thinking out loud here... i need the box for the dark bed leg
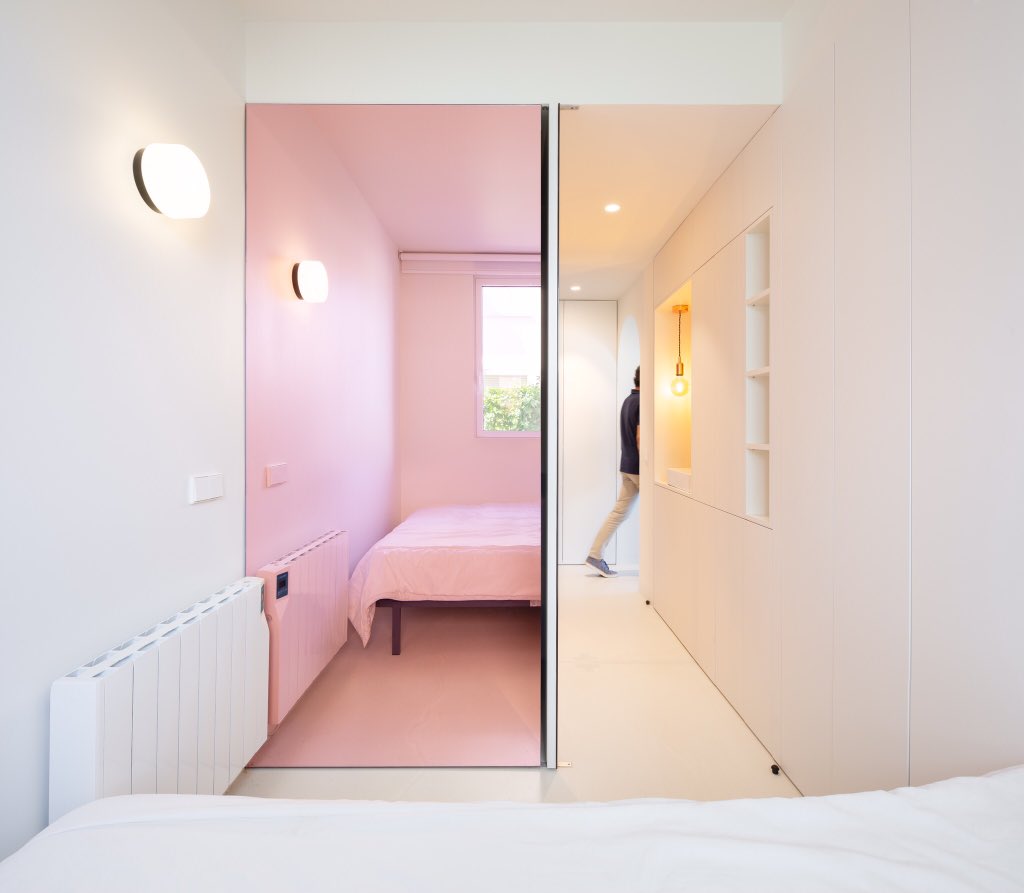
[391,604,401,656]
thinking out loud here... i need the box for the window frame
[475,276,543,438]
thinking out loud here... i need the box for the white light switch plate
[189,473,224,504]
[265,463,288,487]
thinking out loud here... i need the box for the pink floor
[249,606,541,768]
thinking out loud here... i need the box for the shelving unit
[744,214,771,522]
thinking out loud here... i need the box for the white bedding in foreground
[2,767,1023,892]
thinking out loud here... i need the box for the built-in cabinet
[650,207,780,769]
[648,114,785,783]
[653,484,780,758]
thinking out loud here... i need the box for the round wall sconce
[671,303,690,397]
[133,144,210,219]
[292,261,328,303]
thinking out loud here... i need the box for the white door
[559,300,619,564]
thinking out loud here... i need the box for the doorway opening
[554,104,793,800]
[243,104,547,769]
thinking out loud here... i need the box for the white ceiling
[273,104,776,301]
[558,105,776,300]
[311,104,541,254]
[239,6,786,301]
[235,0,795,23]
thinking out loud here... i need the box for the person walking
[585,366,640,578]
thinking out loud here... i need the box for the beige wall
[398,273,541,517]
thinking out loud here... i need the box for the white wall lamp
[671,303,690,397]
[133,144,210,219]
[292,261,328,303]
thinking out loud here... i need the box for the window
[478,280,542,435]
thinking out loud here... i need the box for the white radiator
[258,531,348,732]
[49,577,269,823]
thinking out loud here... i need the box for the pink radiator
[257,531,349,733]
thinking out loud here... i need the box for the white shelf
[745,215,771,521]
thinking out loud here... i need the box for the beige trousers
[588,472,640,560]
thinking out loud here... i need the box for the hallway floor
[230,565,799,802]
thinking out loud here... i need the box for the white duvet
[2,767,1023,892]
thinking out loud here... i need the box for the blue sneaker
[585,556,618,577]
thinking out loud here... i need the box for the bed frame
[377,599,533,655]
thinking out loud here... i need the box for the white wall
[246,22,782,105]
[558,301,620,564]
[0,0,245,860]
[908,0,1024,784]
[615,286,643,567]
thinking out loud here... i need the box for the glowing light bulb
[671,376,689,397]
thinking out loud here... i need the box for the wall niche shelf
[653,282,693,492]
[744,214,771,522]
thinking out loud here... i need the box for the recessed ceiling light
[604,203,621,214]
[570,285,582,292]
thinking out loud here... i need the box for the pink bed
[348,503,541,649]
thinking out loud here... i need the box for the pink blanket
[348,503,541,644]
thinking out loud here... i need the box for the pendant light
[671,304,690,397]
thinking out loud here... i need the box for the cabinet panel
[712,511,745,702]
[776,42,836,796]
[740,521,780,757]
[832,0,910,792]
[652,486,696,654]
[691,503,719,677]
[689,241,746,518]
[688,264,713,507]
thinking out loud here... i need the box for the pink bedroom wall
[398,273,540,517]
[245,105,400,574]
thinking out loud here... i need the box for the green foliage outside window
[483,381,541,432]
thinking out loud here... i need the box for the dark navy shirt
[619,389,640,474]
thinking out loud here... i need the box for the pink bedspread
[348,503,541,644]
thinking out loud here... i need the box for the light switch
[189,473,224,504]
[265,463,288,487]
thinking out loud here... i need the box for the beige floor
[229,565,799,802]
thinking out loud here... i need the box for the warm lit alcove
[654,281,692,493]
